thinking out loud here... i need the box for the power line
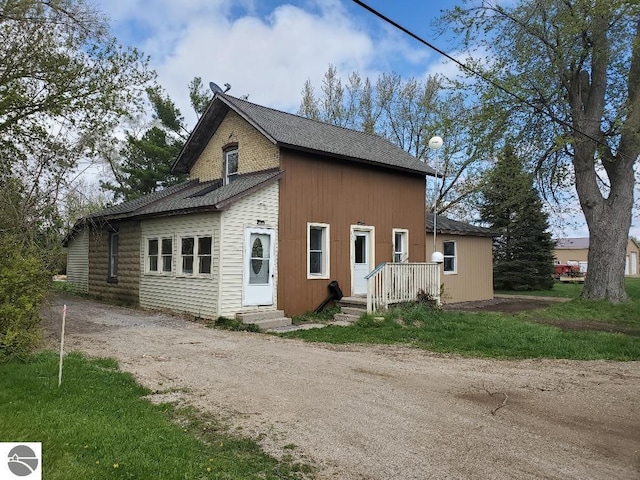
[352,0,608,151]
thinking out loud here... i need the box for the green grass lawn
[0,352,311,480]
[283,278,640,361]
[495,280,585,298]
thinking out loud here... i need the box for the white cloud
[96,0,434,126]
[156,2,375,124]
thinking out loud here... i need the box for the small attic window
[224,147,238,185]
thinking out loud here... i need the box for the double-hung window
[108,232,119,281]
[308,223,330,279]
[224,147,238,184]
[198,236,212,274]
[180,235,213,275]
[393,229,409,263]
[146,237,173,273]
[443,240,456,274]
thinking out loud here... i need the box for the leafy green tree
[443,0,640,302]
[299,65,489,219]
[0,0,154,358]
[0,0,154,244]
[480,145,555,291]
[101,79,211,201]
[101,124,185,201]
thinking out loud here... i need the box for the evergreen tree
[102,126,185,200]
[480,144,555,291]
[101,79,210,201]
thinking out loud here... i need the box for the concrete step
[236,310,286,324]
[341,306,367,317]
[251,317,292,330]
[332,313,360,324]
[338,296,367,308]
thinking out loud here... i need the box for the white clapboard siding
[218,182,279,317]
[140,213,220,319]
[66,228,89,292]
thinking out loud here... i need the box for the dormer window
[224,147,238,184]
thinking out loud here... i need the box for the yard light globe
[431,251,444,263]
[428,136,443,150]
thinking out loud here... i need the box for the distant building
[554,237,640,276]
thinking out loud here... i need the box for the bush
[0,237,51,360]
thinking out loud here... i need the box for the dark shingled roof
[85,169,282,222]
[172,94,436,177]
[555,237,590,249]
[426,213,495,237]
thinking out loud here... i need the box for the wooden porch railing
[365,262,441,313]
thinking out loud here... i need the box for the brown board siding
[88,220,140,305]
[278,149,426,316]
[437,234,493,303]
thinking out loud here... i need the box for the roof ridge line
[224,94,396,140]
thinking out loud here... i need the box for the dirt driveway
[42,295,640,479]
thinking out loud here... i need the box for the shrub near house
[0,237,50,359]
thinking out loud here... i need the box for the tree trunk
[570,9,639,303]
[581,204,632,303]
[572,131,636,303]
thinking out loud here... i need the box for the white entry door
[632,252,638,275]
[352,228,373,295]
[243,228,275,306]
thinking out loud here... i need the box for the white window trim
[144,236,174,275]
[392,228,409,263]
[178,234,214,277]
[224,148,238,185]
[443,240,457,275]
[307,222,330,279]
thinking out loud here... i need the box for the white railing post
[435,261,441,306]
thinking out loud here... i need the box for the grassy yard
[0,352,311,480]
[495,280,585,298]
[282,278,640,361]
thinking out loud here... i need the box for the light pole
[428,136,444,264]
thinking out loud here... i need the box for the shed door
[243,228,275,306]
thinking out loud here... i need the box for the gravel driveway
[42,295,640,479]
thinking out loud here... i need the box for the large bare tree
[444,0,640,302]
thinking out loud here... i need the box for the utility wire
[352,0,608,151]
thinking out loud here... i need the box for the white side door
[632,252,638,275]
[351,227,374,295]
[243,228,275,306]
